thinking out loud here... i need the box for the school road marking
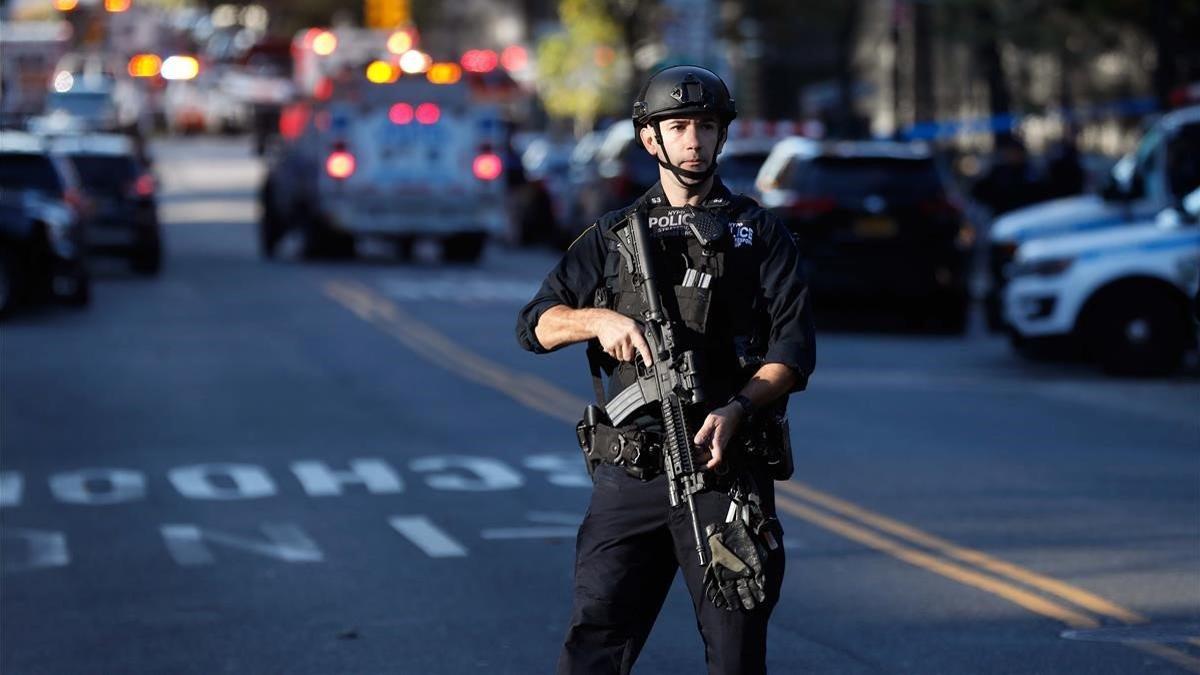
[324,278,1200,673]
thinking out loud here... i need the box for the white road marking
[376,274,539,304]
[48,469,145,505]
[160,523,323,566]
[523,454,592,488]
[1,528,70,572]
[388,515,468,557]
[291,458,405,497]
[0,472,23,508]
[409,455,524,491]
[168,464,278,500]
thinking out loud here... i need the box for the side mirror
[1181,187,1200,224]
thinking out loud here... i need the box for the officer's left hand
[693,404,743,470]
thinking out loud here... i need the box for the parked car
[717,137,777,197]
[260,73,508,263]
[513,134,574,246]
[985,105,1200,330]
[50,133,162,275]
[1004,187,1200,375]
[0,132,90,316]
[756,137,973,332]
[556,127,608,244]
[572,122,658,237]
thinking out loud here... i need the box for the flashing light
[326,150,356,179]
[312,30,338,56]
[461,49,498,73]
[473,152,503,181]
[279,104,310,139]
[388,103,414,125]
[128,54,161,78]
[366,60,398,84]
[161,56,200,81]
[500,45,528,72]
[53,0,78,10]
[398,50,432,74]
[415,102,440,125]
[386,30,414,55]
[426,62,462,85]
[52,71,74,93]
[104,0,131,12]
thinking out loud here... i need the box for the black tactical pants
[556,463,785,675]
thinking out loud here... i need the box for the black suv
[756,138,973,332]
[51,133,162,274]
[0,132,91,317]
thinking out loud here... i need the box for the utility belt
[576,403,794,482]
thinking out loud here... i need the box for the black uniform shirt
[515,179,816,392]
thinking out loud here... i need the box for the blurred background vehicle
[757,137,972,332]
[1004,187,1200,375]
[0,131,90,316]
[984,105,1200,331]
[49,133,162,275]
[220,37,295,155]
[511,132,573,246]
[260,47,508,264]
[570,121,658,239]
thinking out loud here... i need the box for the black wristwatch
[728,394,755,417]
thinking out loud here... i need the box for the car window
[790,156,944,200]
[1166,122,1200,199]
[69,155,138,194]
[720,152,770,185]
[45,91,110,117]
[1133,127,1163,178]
[0,153,63,193]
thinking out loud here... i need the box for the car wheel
[442,232,485,264]
[130,240,162,276]
[1084,289,1187,376]
[302,221,356,260]
[0,250,18,319]
[58,268,91,308]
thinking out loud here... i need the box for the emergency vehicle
[1003,187,1200,375]
[986,105,1200,330]
[260,28,509,263]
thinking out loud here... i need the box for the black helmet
[632,65,736,128]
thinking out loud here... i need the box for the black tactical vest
[592,195,769,413]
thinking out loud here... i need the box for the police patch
[730,221,754,248]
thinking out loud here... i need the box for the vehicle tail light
[415,102,440,125]
[130,173,156,198]
[788,196,836,218]
[326,146,356,179]
[473,151,503,181]
[389,102,414,125]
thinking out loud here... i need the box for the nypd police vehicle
[986,105,1200,329]
[1003,187,1200,375]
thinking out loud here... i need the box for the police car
[261,70,507,262]
[1003,187,1200,375]
[986,105,1200,329]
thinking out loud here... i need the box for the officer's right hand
[591,310,653,365]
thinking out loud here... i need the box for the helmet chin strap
[651,121,725,187]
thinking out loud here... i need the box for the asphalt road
[2,136,1198,675]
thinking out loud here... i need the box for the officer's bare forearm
[533,305,609,351]
[736,363,797,409]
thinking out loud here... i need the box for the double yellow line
[324,279,1200,672]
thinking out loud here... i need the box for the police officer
[516,65,815,675]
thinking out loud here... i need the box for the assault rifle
[615,209,712,567]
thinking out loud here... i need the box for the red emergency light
[461,49,498,73]
[415,103,441,125]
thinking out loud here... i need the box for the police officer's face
[642,115,722,175]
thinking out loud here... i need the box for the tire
[442,232,485,264]
[1082,288,1188,376]
[0,250,17,319]
[59,268,91,308]
[302,221,356,260]
[130,240,162,276]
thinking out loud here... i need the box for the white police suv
[986,105,1200,329]
[1004,187,1200,375]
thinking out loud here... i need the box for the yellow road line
[324,278,1200,671]
[776,481,1148,624]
